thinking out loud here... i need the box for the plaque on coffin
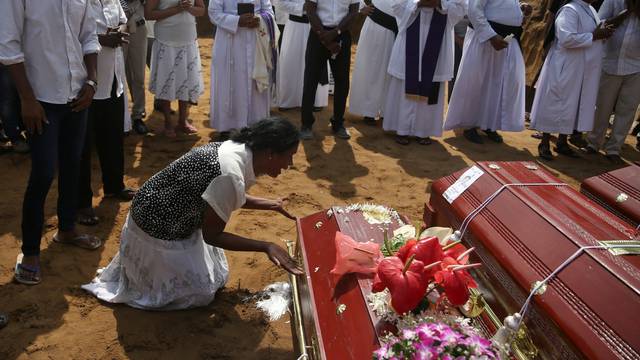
[424,161,640,360]
[289,207,404,360]
[581,164,640,227]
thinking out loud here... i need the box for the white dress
[348,0,397,118]
[82,141,256,310]
[530,1,603,134]
[444,0,525,132]
[274,0,329,108]
[209,0,274,132]
[148,0,204,103]
[382,0,465,138]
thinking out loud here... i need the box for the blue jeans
[21,102,87,256]
[0,65,22,140]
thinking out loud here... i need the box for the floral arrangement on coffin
[372,224,481,314]
[373,317,499,360]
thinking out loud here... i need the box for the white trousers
[587,71,640,155]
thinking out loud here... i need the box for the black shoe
[538,143,553,160]
[483,129,503,143]
[605,154,624,164]
[632,122,640,136]
[0,129,9,143]
[636,140,640,152]
[463,128,483,144]
[580,146,598,155]
[313,107,323,112]
[554,143,580,158]
[132,119,149,135]
[333,126,351,139]
[363,117,377,126]
[569,133,587,148]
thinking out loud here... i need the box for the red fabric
[374,257,427,314]
[330,231,382,278]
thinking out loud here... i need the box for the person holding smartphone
[145,0,206,137]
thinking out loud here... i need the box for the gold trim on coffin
[460,288,539,360]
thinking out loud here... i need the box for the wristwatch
[86,79,98,92]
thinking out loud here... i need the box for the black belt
[469,21,522,43]
[369,6,398,36]
[289,14,309,23]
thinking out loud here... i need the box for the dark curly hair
[229,117,300,153]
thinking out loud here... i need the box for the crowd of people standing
[0,0,639,311]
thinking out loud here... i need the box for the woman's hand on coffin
[268,198,296,220]
[489,35,509,50]
[238,14,260,28]
[266,243,304,275]
[360,5,374,16]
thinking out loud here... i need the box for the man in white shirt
[299,0,360,140]
[444,0,532,144]
[77,0,138,226]
[585,0,640,163]
[123,0,150,135]
[0,0,103,285]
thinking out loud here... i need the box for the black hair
[229,116,300,153]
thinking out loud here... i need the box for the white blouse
[154,0,198,46]
[202,141,257,223]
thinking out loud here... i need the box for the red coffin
[290,208,403,359]
[581,164,640,227]
[426,161,640,360]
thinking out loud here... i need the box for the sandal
[53,233,103,250]
[14,254,41,285]
[538,143,553,161]
[176,123,198,134]
[105,187,137,201]
[417,137,433,145]
[77,208,99,226]
[395,135,410,145]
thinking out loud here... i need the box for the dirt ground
[1,34,639,360]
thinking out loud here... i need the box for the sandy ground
[1,35,640,360]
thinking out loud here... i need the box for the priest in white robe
[382,0,465,144]
[275,0,329,109]
[348,0,399,125]
[444,0,531,144]
[531,0,612,159]
[209,0,275,134]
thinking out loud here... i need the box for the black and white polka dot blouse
[131,142,223,241]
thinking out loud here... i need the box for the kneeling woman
[83,117,302,310]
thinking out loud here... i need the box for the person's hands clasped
[489,35,509,51]
[266,243,304,275]
[21,99,48,135]
[70,83,96,112]
[180,0,193,10]
[360,4,374,16]
[593,22,615,41]
[238,13,260,28]
[319,28,339,44]
[100,31,129,48]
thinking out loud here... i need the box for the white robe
[209,0,274,132]
[382,0,465,137]
[274,0,329,108]
[348,0,397,118]
[444,0,525,132]
[530,1,603,134]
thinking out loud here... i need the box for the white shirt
[0,0,101,104]
[202,141,257,223]
[468,0,523,42]
[310,0,359,27]
[275,0,305,17]
[599,0,640,75]
[274,3,289,24]
[94,0,128,100]
[154,0,198,46]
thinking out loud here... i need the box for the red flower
[396,236,445,279]
[374,256,427,314]
[433,256,479,306]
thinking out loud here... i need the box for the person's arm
[468,0,505,50]
[70,53,98,112]
[7,64,47,134]
[319,2,359,44]
[185,0,207,17]
[305,1,326,34]
[208,0,258,33]
[243,195,295,219]
[556,7,613,48]
[145,0,183,20]
[202,206,303,274]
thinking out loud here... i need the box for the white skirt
[82,214,229,310]
[383,76,446,138]
[276,20,329,108]
[149,39,204,103]
[444,28,525,132]
[348,18,395,118]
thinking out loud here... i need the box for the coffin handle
[286,240,310,359]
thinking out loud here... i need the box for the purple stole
[259,10,278,85]
[405,9,447,104]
